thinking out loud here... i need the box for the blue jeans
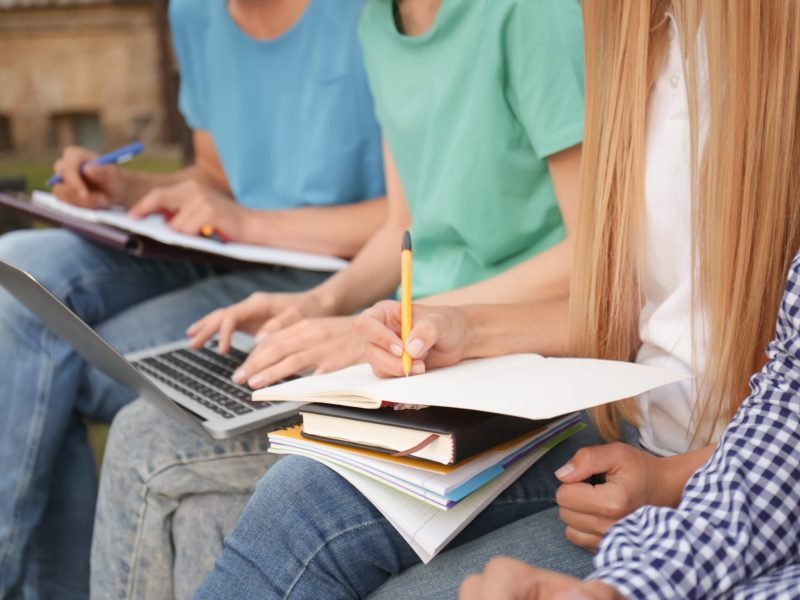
[194,415,607,600]
[91,399,277,600]
[0,229,328,600]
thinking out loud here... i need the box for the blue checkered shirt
[591,253,800,599]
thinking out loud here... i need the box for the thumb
[554,444,622,483]
[405,314,445,359]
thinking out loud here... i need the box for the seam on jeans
[0,327,55,590]
[285,518,388,600]
[138,450,276,487]
[126,451,274,599]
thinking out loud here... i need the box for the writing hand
[51,146,130,208]
[354,301,468,378]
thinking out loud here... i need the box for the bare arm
[305,140,410,313]
[238,197,387,258]
[425,144,581,306]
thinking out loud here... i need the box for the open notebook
[24,191,347,271]
[253,354,689,421]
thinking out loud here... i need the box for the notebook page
[323,445,551,563]
[30,190,105,222]
[255,354,690,421]
[31,191,348,272]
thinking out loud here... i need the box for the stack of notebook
[268,406,583,561]
[256,354,688,562]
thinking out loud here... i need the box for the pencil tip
[402,230,412,252]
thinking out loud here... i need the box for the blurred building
[0,0,182,153]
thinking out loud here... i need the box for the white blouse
[635,17,717,456]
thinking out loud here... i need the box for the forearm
[592,400,800,599]
[655,444,716,507]
[240,197,387,258]
[456,299,571,359]
[426,238,573,306]
[309,218,406,316]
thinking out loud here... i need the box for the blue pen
[46,141,144,187]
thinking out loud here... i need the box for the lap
[172,493,252,600]
[369,507,594,600]
[101,398,278,496]
[0,229,213,320]
[369,417,638,599]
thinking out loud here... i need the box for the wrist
[228,204,254,242]
[240,209,273,245]
[455,306,478,359]
[307,286,341,317]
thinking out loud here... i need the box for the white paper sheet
[323,445,552,563]
[253,354,691,421]
[31,191,348,272]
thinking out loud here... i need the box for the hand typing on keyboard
[228,316,365,389]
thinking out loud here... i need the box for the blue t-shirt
[169,0,384,210]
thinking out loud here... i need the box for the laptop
[0,258,301,439]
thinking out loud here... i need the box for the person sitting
[0,0,384,597]
[191,0,800,598]
[461,250,800,599]
[91,0,586,597]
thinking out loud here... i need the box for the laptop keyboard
[133,343,269,420]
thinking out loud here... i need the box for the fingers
[240,349,319,389]
[563,525,602,553]
[366,344,425,378]
[51,147,124,208]
[355,302,414,377]
[217,311,241,353]
[355,302,448,378]
[236,318,364,387]
[129,185,179,219]
[187,309,226,349]
[554,443,630,483]
[354,302,404,355]
[51,147,95,205]
[459,557,584,600]
[557,506,616,541]
[556,480,634,520]
[259,305,304,336]
[81,164,119,205]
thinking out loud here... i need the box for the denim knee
[254,455,338,504]
[101,400,165,479]
[0,229,95,294]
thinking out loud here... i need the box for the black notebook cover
[300,404,553,465]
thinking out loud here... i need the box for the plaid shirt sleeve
[589,253,800,600]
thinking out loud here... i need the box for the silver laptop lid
[0,258,207,436]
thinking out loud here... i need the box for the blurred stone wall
[0,2,163,153]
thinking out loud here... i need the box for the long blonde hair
[571,0,800,442]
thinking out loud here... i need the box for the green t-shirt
[358,0,584,298]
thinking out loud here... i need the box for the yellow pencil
[400,230,413,376]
